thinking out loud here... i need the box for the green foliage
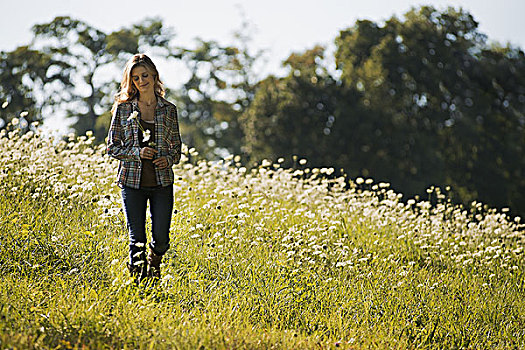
[1,15,260,158]
[241,46,347,167]
[334,6,525,213]
[172,19,263,159]
[1,124,524,348]
[243,6,525,215]
[0,46,71,128]
[31,16,176,139]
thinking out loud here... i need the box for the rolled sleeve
[167,105,182,167]
[106,106,141,162]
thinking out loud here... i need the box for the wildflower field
[0,126,524,349]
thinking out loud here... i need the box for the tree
[460,45,525,211]
[172,19,264,159]
[0,46,71,129]
[241,46,352,167]
[31,16,175,139]
[334,6,525,213]
[242,6,525,215]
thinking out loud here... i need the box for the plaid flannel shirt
[106,96,182,189]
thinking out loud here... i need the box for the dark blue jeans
[121,185,173,265]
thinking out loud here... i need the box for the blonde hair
[111,54,165,114]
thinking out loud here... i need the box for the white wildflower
[261,159,272,167]
[143,129,151,142]
[127,111,139,121]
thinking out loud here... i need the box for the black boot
[147,247,162,279]
[128,248,147,283]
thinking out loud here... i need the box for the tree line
[1,6,524,216]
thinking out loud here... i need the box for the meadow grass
[0,127,524,349]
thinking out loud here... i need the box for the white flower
[143,129,151,142]
[261,159,272,167]
[162,274,173,281]
[1,101,8,108]
[11,117,19,126]
[127,111,139,121]
[299,159,307,165]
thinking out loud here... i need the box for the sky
[2,0,524,72]
[1,0,524,131]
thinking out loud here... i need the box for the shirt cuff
[133,146,141,161]
[166,155,174,167]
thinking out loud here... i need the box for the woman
[107,54,181,282]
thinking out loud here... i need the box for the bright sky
[2,0,524,70]
[1,0,524,131]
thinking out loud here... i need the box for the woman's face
[131,66,155,94]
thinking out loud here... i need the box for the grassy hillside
[0,127,524,349]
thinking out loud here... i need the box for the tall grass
[0,125,524,349]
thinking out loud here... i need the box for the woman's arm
[106,106,141,161]
[166,105,182,167]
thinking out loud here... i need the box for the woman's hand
[140,147,158,159]
[153,156,169,169]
